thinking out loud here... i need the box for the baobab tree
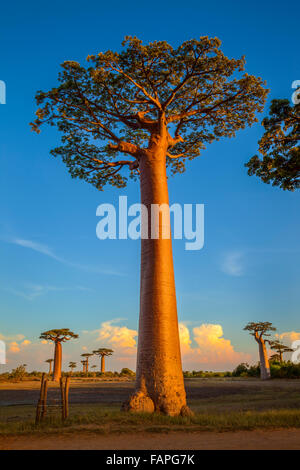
[81,353,93,374]
[45,358,54,375]
[269,339,293,363]
[93,348,114,373]
[244,322,276,380]
[81,359,87,373]
[91,365,97,377]
[40,329,78,381]
[246,99,300,190]
[69,361,77,375]
[32,37,267,415]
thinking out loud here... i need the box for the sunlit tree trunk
[126,141,188,416]
[53,341,62,382]
[101,355,105,373]
[48,362,52,375]
[258,338,271,380]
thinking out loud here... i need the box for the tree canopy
[31,36,267,190]
[93,348,114,357]
[40,328,79,342]
[246,99,300,190]
[244,322,276,341]
[269,339,293,355]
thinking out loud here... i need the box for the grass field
[1,378,300,436]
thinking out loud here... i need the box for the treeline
[232,361,300,379]
[183,361,300,379]
[0,366,135,382]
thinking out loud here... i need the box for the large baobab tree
[45,358,54,375]
[81,353,93,374]
[244,322,276,380]
[269,339,293,363]
[40,329,78,381]
[246,99,300,190]
[93,348,114,373]
[32,37,267,415]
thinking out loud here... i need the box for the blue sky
[0,0,299,371]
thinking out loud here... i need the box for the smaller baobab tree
[269,340,293,363]
[81,353,93,374]
[40,329,79,382]
[244,322,276,380]
[81,360,87,373]
[91,365,97,377]
[69,361,77,375]
[45,358,54,375]
[93,348,114,373]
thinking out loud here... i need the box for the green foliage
[9,365,27,381]
[244,322,276,342]
[269,340,293,360]
[39,328,79,342]
[120,368,135,376]
[31,36,267,190]
[183,370,232,378]
[93,348,114,357]
[232,361,300,379]
[246,99,300,190]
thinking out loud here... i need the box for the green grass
[1,403,300,436]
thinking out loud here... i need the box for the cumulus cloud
[179,322,251,370]
[94,320,138,361]
[275,331,300,344]
[9,342,21,353]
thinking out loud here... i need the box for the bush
[120,368,135,376]
[9,365,27,381]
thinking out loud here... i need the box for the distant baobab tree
[40,329,79,381]
[69,361,77,375]
[93,348,114,373]
[244,322,276,380]
[81,353,93,374]
[32,37,267,415]
[269,339,293,363]
[81,360,87,373]
[91,365,97,377]
[45,358,54,375]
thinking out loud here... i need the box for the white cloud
[221,251,244,276]
[179,322,251,370]
[275,331,300,344]
[6,237,123,276]
[2,283,94,301]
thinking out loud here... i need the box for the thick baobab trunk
[125,146,188,416]
[101,355,105,373]
[53,341,62,382]
[258,339,271,380]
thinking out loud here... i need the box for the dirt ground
[2,378,300,450]
[1,428,300,450]
[1,377,298,406]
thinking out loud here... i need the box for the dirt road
[1,429,300,450]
